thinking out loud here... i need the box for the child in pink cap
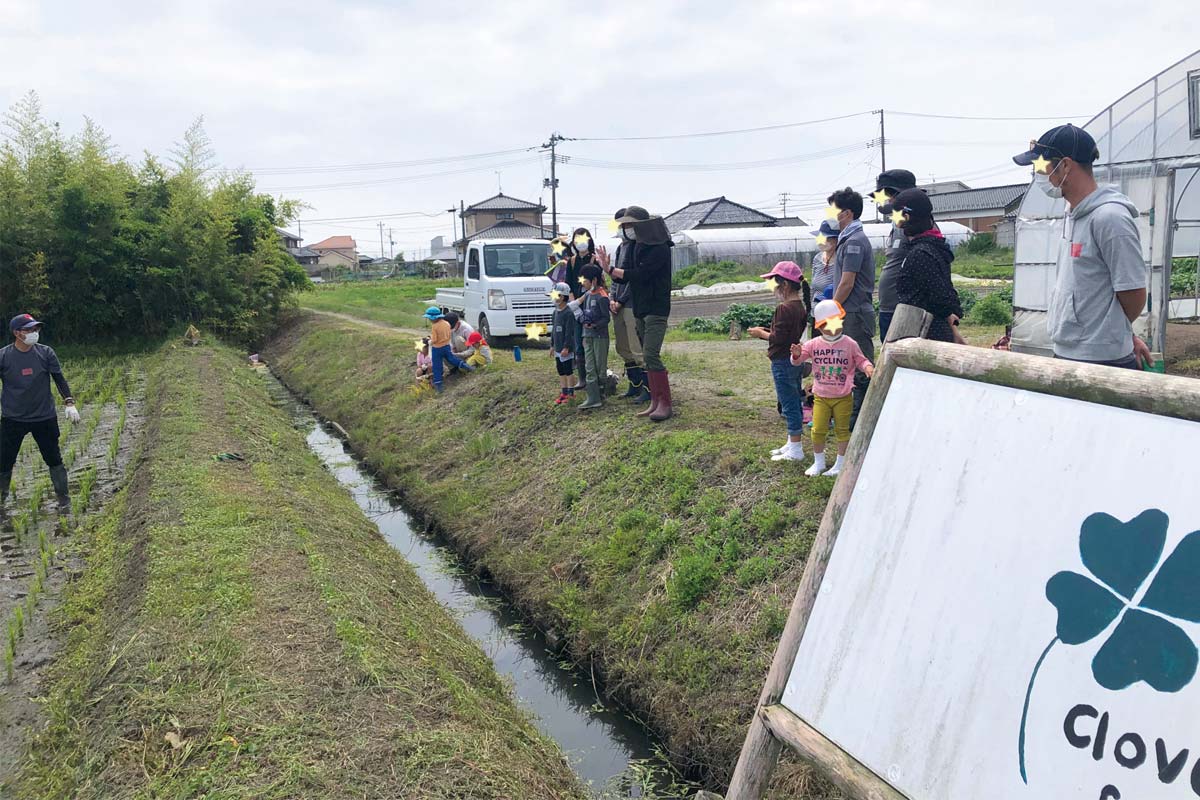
[746,261,811,462]
[790,299,873,476]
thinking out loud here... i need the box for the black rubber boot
[622,366,643,398]
[50,464,71,513]
[0,470,10,521]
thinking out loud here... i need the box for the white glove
[65,404,81,423]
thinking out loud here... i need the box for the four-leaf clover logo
[1018,509,1200,784]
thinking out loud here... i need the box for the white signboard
[782,367,1200,800]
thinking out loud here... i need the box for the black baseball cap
[875,169,917,193]
[891,188,933,220]
[1013,124,1099,166]
[10,314,41,331]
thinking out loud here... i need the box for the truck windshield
[483,244,552,278]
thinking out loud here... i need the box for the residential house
[277,227,321,274]
[926,183,1028,234]
[919,180,972,196]
[455,193,554,264]
[308,235,359,273]
[664,196,785,234]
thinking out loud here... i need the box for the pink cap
[760,261,803,284]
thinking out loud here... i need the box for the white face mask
[820,331,842,343]
[21,331,39,346]
[1036,164,1066,199]
[828,216,841,232]
[624,227,637,242]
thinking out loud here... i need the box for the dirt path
[303,307,424,337]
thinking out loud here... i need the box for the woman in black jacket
[566,227,595,389]
[889,188,964,343]
[597,206,674,421]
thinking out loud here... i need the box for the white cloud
[1,0,1197,255]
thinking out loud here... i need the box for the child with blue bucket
[424,307,473,392]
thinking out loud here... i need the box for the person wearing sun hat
[789,300,874,477]
[596,205,675,421]
[809,220,840,305]
[424,306,472,392]
[607,208,649,404]
[746,262,811,462]
[1013,124,1151,369]
[0,314,81,515]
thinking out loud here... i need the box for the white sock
[831,455,844,469]
[805,452,826,475]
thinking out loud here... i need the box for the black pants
[0,417,63,473]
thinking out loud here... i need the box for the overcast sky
[2,0,1196,258]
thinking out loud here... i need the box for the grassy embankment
[267,310,855,798]
[10,339,583,800]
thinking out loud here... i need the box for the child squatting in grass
[790,299,874,476]
[424,306,473,393]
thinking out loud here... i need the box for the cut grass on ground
[12,339,584,800]
[267,310,849,799]
[299,277,442,331]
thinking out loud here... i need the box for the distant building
[664,196,788,234]
[277,227,320,273]
[919,180,973,196]
[927,184,1028,234]
[308,235,359,273]
[455,193,554,264]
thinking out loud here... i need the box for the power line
[568,111,874,142]
[888,110,1090,121]
[261,156,541,192]
[561,142,872,173]
[246,146,537,175]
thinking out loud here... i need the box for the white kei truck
[433,238,557,339]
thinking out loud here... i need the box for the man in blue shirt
[0,314,81,516]
[828,187,875,428]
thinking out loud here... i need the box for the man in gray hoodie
[1013,125,1151,369]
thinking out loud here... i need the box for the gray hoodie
[1048,185,1146,362]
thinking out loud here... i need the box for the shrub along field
[266,310,852,798]
[5,340,584,800]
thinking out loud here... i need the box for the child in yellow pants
[458,331,492,369]
[791,300,873,476]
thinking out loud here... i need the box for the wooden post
[882,303,932,344]
[725,349,900,800]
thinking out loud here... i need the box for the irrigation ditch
[261,369,699,798]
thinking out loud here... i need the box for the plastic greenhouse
[1012,50,1200,358]
[670,222,972,271]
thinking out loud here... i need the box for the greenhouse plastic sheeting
[670,222,972,271]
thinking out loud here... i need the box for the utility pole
[378,221,386,262]
[873,108,887,172]
[388,227,394,260]
[542,132,568,236]
[779,192,790,219]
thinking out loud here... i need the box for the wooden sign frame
[725,339,1200,800]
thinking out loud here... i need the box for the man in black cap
[597,205,674,421]
[1013,124,1151,369]
[0,314,80,515]
[871,169,918,341]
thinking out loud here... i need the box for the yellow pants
[812,394,853,447]
[466,353,489,368]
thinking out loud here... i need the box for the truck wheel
[477,314,492,341]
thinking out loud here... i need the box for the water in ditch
[263,372,694,798]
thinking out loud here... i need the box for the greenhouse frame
[1012,49,1200,358]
